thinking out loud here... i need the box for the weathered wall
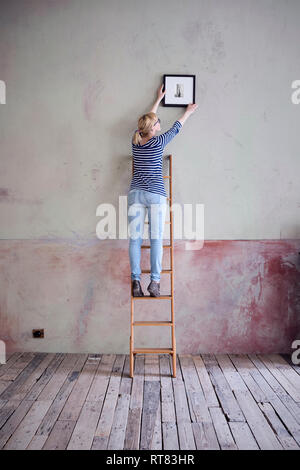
[0,0,299,354]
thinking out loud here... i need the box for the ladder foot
[130,354,134,378]
[172,352,176,378]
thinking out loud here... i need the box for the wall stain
[76,279,95,341]
[83,78,105,121]
[181,20,226,73]
[0,187,43,205]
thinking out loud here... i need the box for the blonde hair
[132,112,157,146]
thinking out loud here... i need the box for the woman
[128,84,198,297]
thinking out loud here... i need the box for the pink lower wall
[0,239,299,355]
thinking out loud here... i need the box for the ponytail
[132,129,143,146]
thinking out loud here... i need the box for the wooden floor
[0,352,300,450]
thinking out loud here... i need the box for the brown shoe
[147,280,160,297]
[132,280,144,297]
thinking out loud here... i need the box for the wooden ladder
[129,154,176,378]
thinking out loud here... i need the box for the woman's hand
[186,103,198,114]
[157,84,166,101]
[178,103,198,126]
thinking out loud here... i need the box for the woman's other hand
[157,84,166,101]
[178,103,198,126]
[186,103,198,114]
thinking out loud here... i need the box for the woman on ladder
[128,83,198,297]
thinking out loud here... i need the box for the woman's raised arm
[177,103,198,126]
[150,84,166,113]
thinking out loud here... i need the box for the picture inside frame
[163,75,195,106]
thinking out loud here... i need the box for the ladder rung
[163,176,171,179]
[141,269,172,273]
[133,348,174,354]
[133,321,173,326]
[141,244,172,249]
[132,295,172,299]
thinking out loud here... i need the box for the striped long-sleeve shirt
[129,120,182,197]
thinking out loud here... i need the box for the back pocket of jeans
[147,192,161,204]
[128,190,137,206]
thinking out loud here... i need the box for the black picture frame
[162,74,196,107]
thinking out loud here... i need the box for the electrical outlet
[32,329,44,338]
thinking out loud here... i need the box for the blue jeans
[127,189,167,282]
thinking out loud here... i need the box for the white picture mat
[165,76,194,104]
